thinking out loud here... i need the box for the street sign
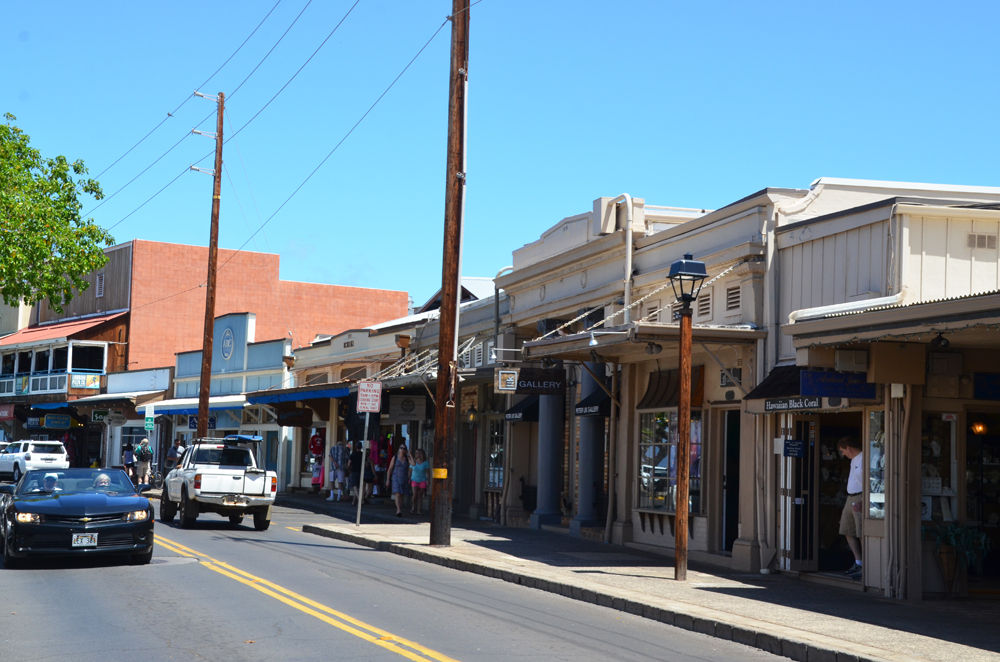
[144,403,155,430]
[357,381,382,413]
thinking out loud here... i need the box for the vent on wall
[968,233,998,250]
[697,290,712,318]
[726,285,740,311]
[95,273,105,298]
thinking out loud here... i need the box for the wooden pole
[430,0,469,546]
[197,92,224,439]
[675,305,692,580]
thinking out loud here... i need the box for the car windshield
[28,443,64,454]
[16,468,137,496]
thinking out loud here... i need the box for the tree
[0,113,113,313]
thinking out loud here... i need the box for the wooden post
[197,92,224,439]
[430,0,469,546]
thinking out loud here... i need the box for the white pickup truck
[159,435,277,531]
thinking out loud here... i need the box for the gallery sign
[0,404,14,421]
[515,367,565,395]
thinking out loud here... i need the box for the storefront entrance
[781,410,863,574]
[965,411,1000,579]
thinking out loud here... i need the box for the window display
[638,410,702,513]
[920,413,957,522]
[868,410,885,519]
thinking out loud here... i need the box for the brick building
[0,239,409,455]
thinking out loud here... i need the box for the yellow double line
[155,533,459,662]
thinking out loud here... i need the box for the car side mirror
[0,485,13,495]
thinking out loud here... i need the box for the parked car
[0,441,70,482]
[0,468,154,568]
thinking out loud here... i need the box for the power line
[94,0,345,227]
[221,13,450,268]
[93,0,281,181]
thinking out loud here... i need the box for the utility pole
[430,0,469,546]
[197,92,224,438]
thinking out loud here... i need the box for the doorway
[783,410,863,573]
[966,411,1000,579]
[721,409,740,553]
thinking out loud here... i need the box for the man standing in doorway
[837,436,864,579]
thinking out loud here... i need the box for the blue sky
[5,1,999,308]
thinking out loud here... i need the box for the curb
[301,524,907,662]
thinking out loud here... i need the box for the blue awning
[31,402,70,410]
[246,386,349,405]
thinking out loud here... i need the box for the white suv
[0,441,70,482]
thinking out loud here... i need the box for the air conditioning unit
[835,350,868,373]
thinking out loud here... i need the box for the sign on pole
[357,381,382,413]
[355,381,381,526]
[144,404,155,431]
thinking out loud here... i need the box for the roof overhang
[246,383,350,405]
[146,395,247,415]
[69,390,165,408]
[0,312,126,350]
[785,292,1000,349]
[523,322,764,363]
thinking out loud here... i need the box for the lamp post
[667,253,707,581]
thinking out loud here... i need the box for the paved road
[1,503,786,662]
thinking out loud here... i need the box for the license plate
[223,496,247,506]
[72,533,98,547]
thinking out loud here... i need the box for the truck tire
[11,465,21,483]
[159,488,177,523]
[252,509,270,531]
[180,490,197,528]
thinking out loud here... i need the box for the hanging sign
[515,367,565,394]
[495,368,519,392]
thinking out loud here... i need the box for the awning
[0,312,126,348]
[246,384,349,405]
[31,402,70,410]
[743,365,803,401]
[574,389,610,417]
[505,395,539,422]
[70,390,165,406]
[144,395,247,416]
[637,365,704,410]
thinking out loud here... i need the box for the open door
[779,414,819,572]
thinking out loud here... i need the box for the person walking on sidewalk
[386,444,411,516]
[135,438,153,485]
[409,448,429,515]
[837,436,864,579]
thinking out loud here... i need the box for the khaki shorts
[839,493,863,537]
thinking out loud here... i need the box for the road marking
[154,534,458,662]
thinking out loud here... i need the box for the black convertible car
[0,468,154,568]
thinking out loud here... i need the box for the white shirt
[847,452,864,494]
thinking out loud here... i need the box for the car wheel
[11,465,20,483]
[131,547,153,565]
[228,514,244,526]
[179,491,196,528]
[159,488,177,523]
[252,509,270,531]
[3,537,20,569]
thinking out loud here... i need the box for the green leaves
[0,113,113,313]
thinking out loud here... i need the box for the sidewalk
[274,490,1000,662]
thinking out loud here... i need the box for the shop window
[868,410,885,519]
[638,410,702,514]
[920,413,957,523]
[486,418,504,489]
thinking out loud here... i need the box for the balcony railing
[0,370,97,397]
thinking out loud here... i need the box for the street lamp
[667,253,706,581]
